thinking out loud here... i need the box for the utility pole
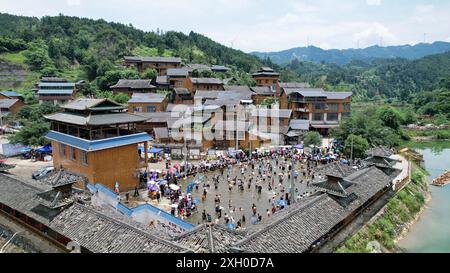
[350,133,354,166]
[290,156,296,204]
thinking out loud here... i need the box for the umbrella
[174,163,181,169]
[157,180,167,186]
[148,180,156,185]
[148,185,158,191]
[171,203,178,208]
[277,199,287,207]
[169,184,180,191]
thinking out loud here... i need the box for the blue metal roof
[38,82,75,87]
[132,203,194,230]
[0,91,22,97]
[37,89,74,95]
[45,130,152,152]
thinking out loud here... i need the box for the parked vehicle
[31,166,55,179]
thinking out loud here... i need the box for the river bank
[397,145,450,252]
[336,164,430,253]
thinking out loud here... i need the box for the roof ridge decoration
[234,195,325,248]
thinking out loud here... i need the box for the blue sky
[1,0,449,52]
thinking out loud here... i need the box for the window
[59,143,66,157]
[327,113,339,121]
[80,151,88,166]
[133,106,142,112]
[237,131,245,140]
[314,103,326,110]
[146,106,157,112]
[70,147,76,161]
[327,103,338,111]
[313,113,324,121]
[344,103,351,112]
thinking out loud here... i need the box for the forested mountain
[251,42,450,65]
[278,51,450,102]
[0,12,264,93]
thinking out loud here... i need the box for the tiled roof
[289,119,310,131]
[175,224,246,253]
[128,93,166,103]
[61,98,124,111]
[37,169,86,188]
[167,68,189,77]
[124,56,182,63]
[233,166,392,253]
[324,92,352,100]
[174,88,190,95]
[250,86,274,95]
[284,88,327,97]
[223,85,253,93]
[190,77,223,85]
[0,99,19,109]
[279,82,310,89]
[110,79,156,89]
[251,109,292,118]
[367,146,395,158]
[0,174,51,224]
[49,203,190,253]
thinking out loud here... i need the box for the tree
[112,92,130,104]
[141,68,157,80]
[344,134,369,159]
[24,40,56,73]
[303,131,322,149]
[378,106,403,131]
[8,122,50,146]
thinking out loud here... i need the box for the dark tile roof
[0,174,51,224]
[128,93,166,103]
[367,146,395,158]
[175,224,246,253]
[279,82,310,89]
[284,88,327,97]
[37,169,86,188]
[289,119,310,131]
[61,98,124,111]
[211,65,230,72]
[251,109,292,118]
[49,203,190,253]
[0,99,20,109]
[315,162,357,178]
[223,85,253,93]
[124,56,182,63]
[167,68,189,77]
[233,166,392,253]
[111,79,156,90]
[190,77,223,85]
[250,86,274,95]
[324,92,352,100]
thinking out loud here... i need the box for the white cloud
[66,0,81,6]
[353,22,398,47]
[366,0,382,6]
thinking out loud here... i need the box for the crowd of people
[137,145,346,230]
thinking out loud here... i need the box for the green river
[398,142,450,253]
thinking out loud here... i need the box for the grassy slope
[335,164,429,253]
